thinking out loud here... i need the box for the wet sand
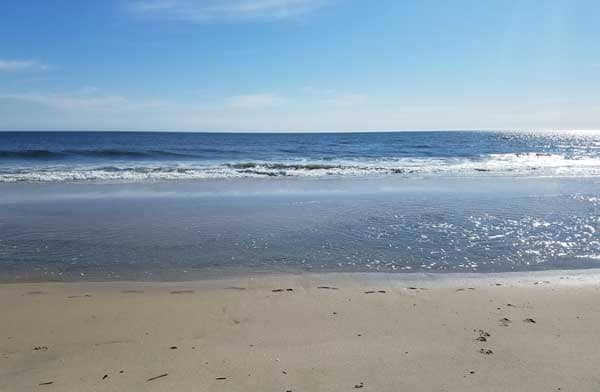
[2,271,600,391]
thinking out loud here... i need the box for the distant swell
[0,150,66,159]
[0,149,200,160]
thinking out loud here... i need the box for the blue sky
[0,0,599,131]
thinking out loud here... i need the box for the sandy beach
[2,271,600,392]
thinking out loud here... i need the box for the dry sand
[2,271,600,391]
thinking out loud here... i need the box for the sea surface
[2,131,600,181]
[0,131,599,281]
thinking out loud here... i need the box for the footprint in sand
[499,317,512,327]
[474,330,490,342]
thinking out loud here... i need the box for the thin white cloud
[302,87,368,109]
[0,91,129,109]
[129,0,324,22]
[1,88,599,131]
[133,0,178,12]
[302,86,335,95]
[227,93,286,109]
[322,93,368,109]
[0,59,51,72]
[0,89,286,112]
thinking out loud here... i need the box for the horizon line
[1,129,598,134]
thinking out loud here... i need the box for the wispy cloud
[302,87,368,109]
[302,86,335,95]
[129,0,324,23]
[3,87,598,131]
[0,89,286,112]
[0,59,51,72]
[0,91,129,109]
[227,93,286,109]
[322,93,368,109]
[0,88,294,130]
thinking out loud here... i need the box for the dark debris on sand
[170,290,194,294]
[146,373,168,382]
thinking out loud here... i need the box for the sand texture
[2,272,600,391]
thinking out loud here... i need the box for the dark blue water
[1,131,600,181]
[0,131,599,281]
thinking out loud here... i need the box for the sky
[0,0,599,132]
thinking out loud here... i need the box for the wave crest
[2,153,600,182]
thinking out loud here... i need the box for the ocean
[0,131,599,281]
[2,131,600,181]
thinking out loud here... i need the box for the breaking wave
[2,153,600,182]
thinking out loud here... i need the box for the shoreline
[3,267,600,286]
[3,270,600,391]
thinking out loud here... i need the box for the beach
[2,271,600,391]
[3,0,600,388]
[1,132,600,391]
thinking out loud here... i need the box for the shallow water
[0,176,598,281]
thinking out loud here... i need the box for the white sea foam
[2,153,600,182]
